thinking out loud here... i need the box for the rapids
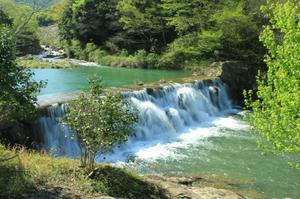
[34,78,299,198]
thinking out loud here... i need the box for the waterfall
[34,78,232,159]
[34,103,80,157]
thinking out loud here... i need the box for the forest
[0,0,290,70]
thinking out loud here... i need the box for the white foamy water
[33,78,299,198]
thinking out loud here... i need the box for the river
[33,65,299,199]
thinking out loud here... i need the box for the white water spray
[34,78,232,160]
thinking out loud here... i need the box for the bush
[89,49,108,62]
[120,48,128,57]
[62,75,139,169]
[146,53,161,69]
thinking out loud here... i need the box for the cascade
[34,78,233,159]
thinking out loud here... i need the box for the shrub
[62,75,139,169]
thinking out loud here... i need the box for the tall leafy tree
[244,0,300,170]
[0,29,47,122]
[117,0,173,53]
[59,0,121,48]
[161,0,212,36]
[0,0,54,46]
[162,0,261,63]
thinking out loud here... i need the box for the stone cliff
[198,61,265,106]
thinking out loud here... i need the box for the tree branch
[14,0,54,35]
[0,146,24,162]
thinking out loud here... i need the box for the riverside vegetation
[0,144,166,198]
[18,60,79,69]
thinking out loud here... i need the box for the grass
[0,144,166,198]
[18,60,79,69]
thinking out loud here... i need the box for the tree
[51,0,70,22]
[0,10,13,27]
[117,0,172,53]
[162,0,261,62]
[59,0,121,47]
[244,0,300,170]
[62,75,139,169]
[0,0,54,48]
[0,28,47,122]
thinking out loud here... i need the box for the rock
[0,118,35,148]
[146,88,154,96]
[191,187,244,199]
[27,55,35,60]
[27,46,40,55]
[10,122,27,144]
[144,174,244,199]
[209,86,219,96]
[199,61,261,106]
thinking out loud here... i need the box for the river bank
[0,144,245,199]
[2,68,298,198]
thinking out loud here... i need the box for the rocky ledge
[142,174,244,199]
[25,174,245,199]
[194,61,266,106]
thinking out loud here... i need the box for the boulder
[200,61,261,106]
[10,122,27,144]
[0,119,35,148]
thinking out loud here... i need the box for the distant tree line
[1,0,292,69]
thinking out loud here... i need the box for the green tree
[36,7,55,27]
[62,75,139,169]
[162,0,260,63]
[117,0,173,53]
[0,28,47,122]
[59,0,121,47]
[0,10,13,27]
[244,0,300,170]
[0,0,54,47]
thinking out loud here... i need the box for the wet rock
[199,61,260,106]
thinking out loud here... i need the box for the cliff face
[200,61,263,106]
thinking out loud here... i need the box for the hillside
[39,25,61,47]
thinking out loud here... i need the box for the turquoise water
[32,65,193,96]
[33,65,299,199]
[121,112,299,198]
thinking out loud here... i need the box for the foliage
[244,0,300,170]
[36,7,55,27]
[56,0,273,69]
[161,0,262,64]
[0,0,54,48]
[12,0,57,8]
[58,0,121,48]
[88,49,108,62]
[62,75,139,169]
[92,165,164,198]
[96,51,162,69]
[0,0,38,42]
[0,10,13,27]
[117,0,173,53]
[0,143,164,198]
[50,0,70,21]
[0,29,47,122]
[18,60,78,69]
